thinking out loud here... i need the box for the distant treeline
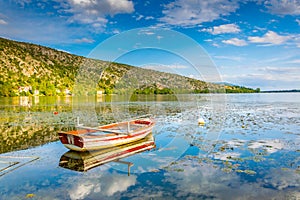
[133,84,259,94]
[225,86,260,93]
[261,89,300,93]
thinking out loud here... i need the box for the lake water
[0,93,299,200]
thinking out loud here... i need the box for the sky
[0,0,300,90]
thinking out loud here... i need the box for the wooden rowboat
[58,116,155,151]
[59,133,155,172]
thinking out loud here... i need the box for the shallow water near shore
[0,93,299,199]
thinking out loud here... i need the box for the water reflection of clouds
[248,139,284,153]
[68,172,137,200]
[262,168,300,191]
[208,138,291,162]
[211,152,241,161]
[163,160,300,199]
[165,161,243,199]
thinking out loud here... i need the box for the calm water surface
[0,93,299,200]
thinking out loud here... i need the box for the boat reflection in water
[59,133,155,174]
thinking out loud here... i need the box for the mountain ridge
[0,37,258,96]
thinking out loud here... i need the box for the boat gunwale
[83,124,154,139]
[59,118,155,138]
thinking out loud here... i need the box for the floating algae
[235,169,257,175]
[244,170,257,175]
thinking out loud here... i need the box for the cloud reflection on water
[68,172,137,200]
[163,160,300,200]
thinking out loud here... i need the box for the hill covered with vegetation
[0,37,259,96]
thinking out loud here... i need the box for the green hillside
[0,37,259,96]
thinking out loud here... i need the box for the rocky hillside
[0,37,258,96]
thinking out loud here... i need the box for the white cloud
[112,29,120,34]
[262,66,291,72]
[225,67,300,82]
[287,59,300,64]
[220,61,300,90]
[156,35,163,40]
[221,68,300,90]
[222,38,247,46]
[14,0,31,7]
[212,42,220,47]
[145,16,154,20]
[135,14,144,21]
[0,19,7,25]
[255,54,297,64]
[248,31,291,45]
[160,0,239,27]
[268,19,278,23]
[264,0,300,15]
[68,0,134,14]
[214,55,244,62]
[60,0,134,30]
[74,37,95,43]
[202,24,241,35]
[138,30,155,35]
[293,34,300,47]
[0,12,82,44]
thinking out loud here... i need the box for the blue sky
[0,0,300,90]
